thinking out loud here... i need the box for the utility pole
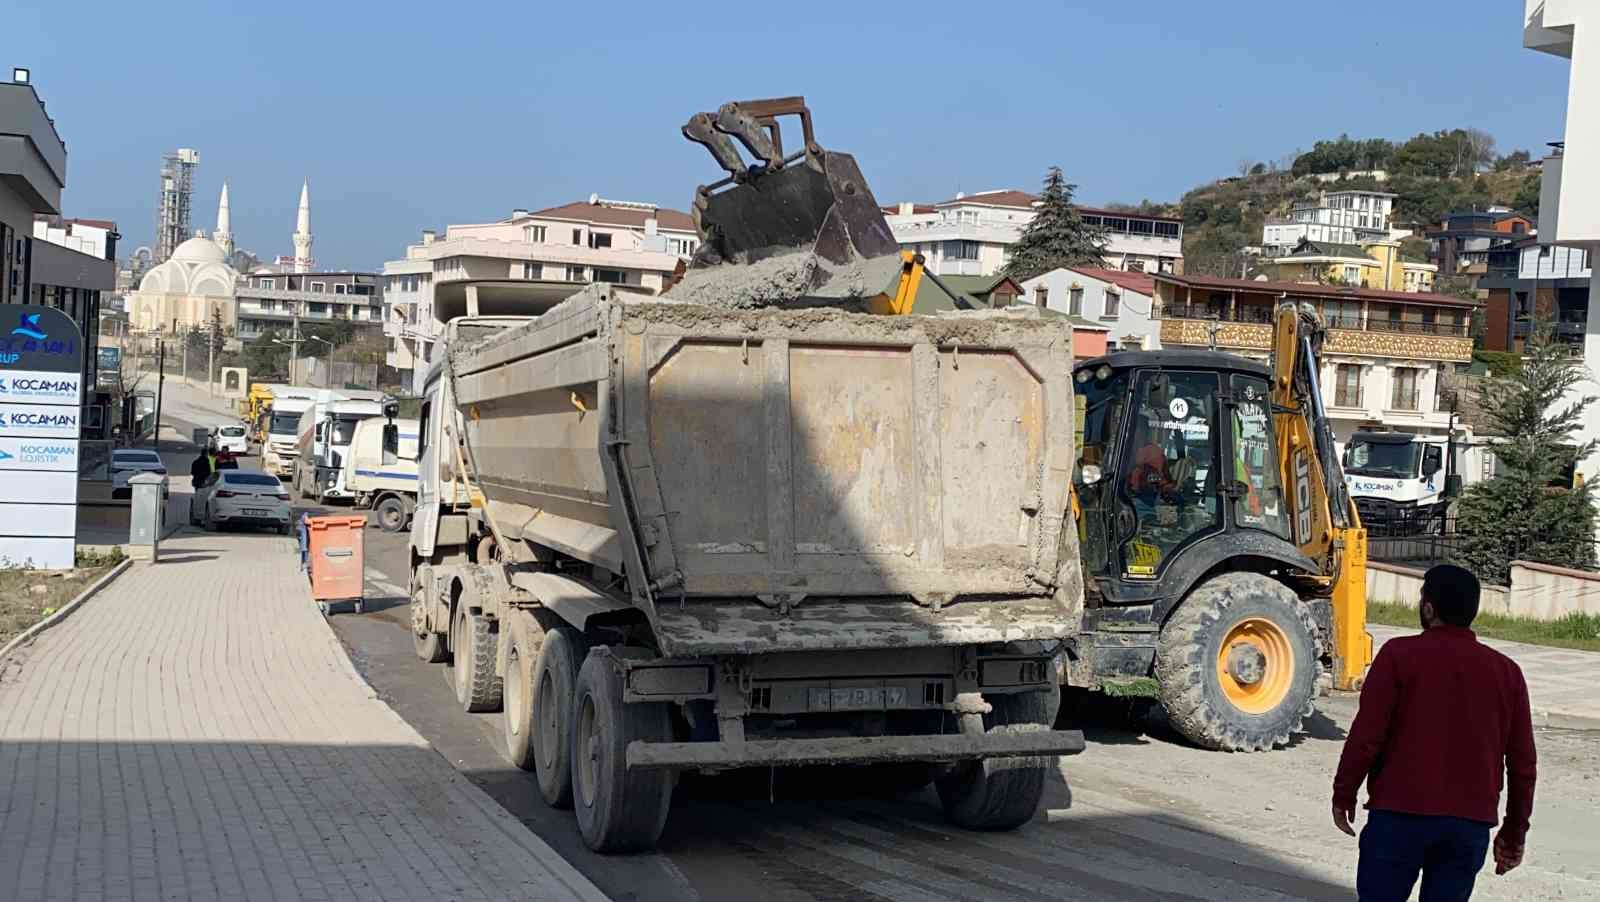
[152,340,166,450]
[207,308,219,397]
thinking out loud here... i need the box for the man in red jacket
[1333,564,1537,901]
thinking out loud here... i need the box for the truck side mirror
[382,423,400,465]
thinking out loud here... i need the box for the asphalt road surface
[315,527,1600,902]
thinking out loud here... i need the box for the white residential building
[1261,189,1398,253]
[883,190,1183,277]
[1525,0,1600,493]
[383,196,698,394]
[32,216,117,259]
[1020,267,1159,350]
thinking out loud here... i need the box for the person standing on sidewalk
[1332,564,1537,901]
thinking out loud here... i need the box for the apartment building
[1152,272,1479,450]
[1020,266,1159,350]
[1261,189,1399,254]
[234,270,383,341]
[1269,238,1438,293]
[1523,1,1600,491]
[1481,237,1592,352]
[883,190,1183,277]
[383,196,697,393]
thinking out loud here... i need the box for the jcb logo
[1294,450,1312,545]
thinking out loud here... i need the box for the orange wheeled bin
[306,514,367,615]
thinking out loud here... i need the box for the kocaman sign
[0,307,84,569]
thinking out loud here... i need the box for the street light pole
[308,335,334,389]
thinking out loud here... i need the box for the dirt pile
[664,251,902,310]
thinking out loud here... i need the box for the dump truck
[409,293,1085,853]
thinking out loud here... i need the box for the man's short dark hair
[1422,564,1480,627]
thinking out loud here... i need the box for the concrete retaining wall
[1368,560,1598,620]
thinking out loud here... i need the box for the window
[1154,221,1181,238]
[1127,218,1155,236]
[1325,299,1360,329]
[1035,286,1049,310]
[944,240,979,260]
[566,265,587,282]
[523,225,547,243]
[1103,290,1121,319]
[1119,371,1223,577]
[1335,364,1362,408]
[258,278,274,289]
[1231,375,1289,538]
[1069,287,1083,316]
[1391,368,1420,411]
[522,261,539,279]
[588,232,613,249]
[309,281,325,293]
[1343,265,1361,283]
[1125,259,1146,272]
[668,237,696,256]
[334,284,348,295]
[593,268,627,283]
[572,228,583,245]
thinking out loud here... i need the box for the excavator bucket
[676,97,901,301]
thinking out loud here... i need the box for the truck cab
[344,416,419,531]
[298,395,385,503]
[261,388,317,478]
[1342,431,1460,534]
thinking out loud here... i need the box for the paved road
[0,526,607,901]
[340,530,1600,902]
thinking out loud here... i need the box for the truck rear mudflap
[626,725,1086,770]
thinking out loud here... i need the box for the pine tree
[1001,167,1109,281]
[1452,322,1599,584]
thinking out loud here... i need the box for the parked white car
[210,423,249,455]
[111,448,169,499]
[189,469,292,534]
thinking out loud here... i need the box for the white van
[295,394,385,502]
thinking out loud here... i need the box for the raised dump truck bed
[410,285,1086,852]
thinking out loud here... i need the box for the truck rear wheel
[451,605,503,713]
[375,496,408,532]
[1155,572,1319,752]
[935,685,1058,831]
[571,650,674,853]
[532,628,586,808]
[411,565,446,663]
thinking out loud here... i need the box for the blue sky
[2,0,1572,270]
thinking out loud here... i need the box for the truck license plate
[807,686,907,711]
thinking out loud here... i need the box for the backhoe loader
[680,96,1372,752]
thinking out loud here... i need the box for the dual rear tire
[934,684,1059,831]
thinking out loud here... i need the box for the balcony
[1160,311,1474,362]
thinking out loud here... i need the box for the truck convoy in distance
[343,416,418,531]
[293,391,386,504]
[261,387,319,479]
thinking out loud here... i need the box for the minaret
[214,181,234,258]
[292,179,313,273]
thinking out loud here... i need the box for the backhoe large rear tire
[1155,572,1319,752]
[935,683,1059,831]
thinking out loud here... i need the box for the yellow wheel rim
[1215,617,1293,715]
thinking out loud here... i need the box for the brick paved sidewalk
[1370,624,1600,729]
[0,531,608,902]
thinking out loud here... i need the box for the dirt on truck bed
[664,250,903,309]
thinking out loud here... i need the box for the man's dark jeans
[1358,809,1492,901]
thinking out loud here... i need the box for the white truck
[261,387,318,478]
[294,393,386,503]
[344,415,418,531]
[1343,430,1463,534]
[407,289,1087,854]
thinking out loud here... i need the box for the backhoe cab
[1068,304,1372,752]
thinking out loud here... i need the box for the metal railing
[1163,305,1275,324]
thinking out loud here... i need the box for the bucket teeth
[682,112,747,179]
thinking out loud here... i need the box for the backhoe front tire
[1155,572,1319,752]
[936,683,1059,831]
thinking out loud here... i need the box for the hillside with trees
[1168,130,1544,278]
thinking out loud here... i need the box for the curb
[1534,708,1600,732]
[0,558,134,671]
